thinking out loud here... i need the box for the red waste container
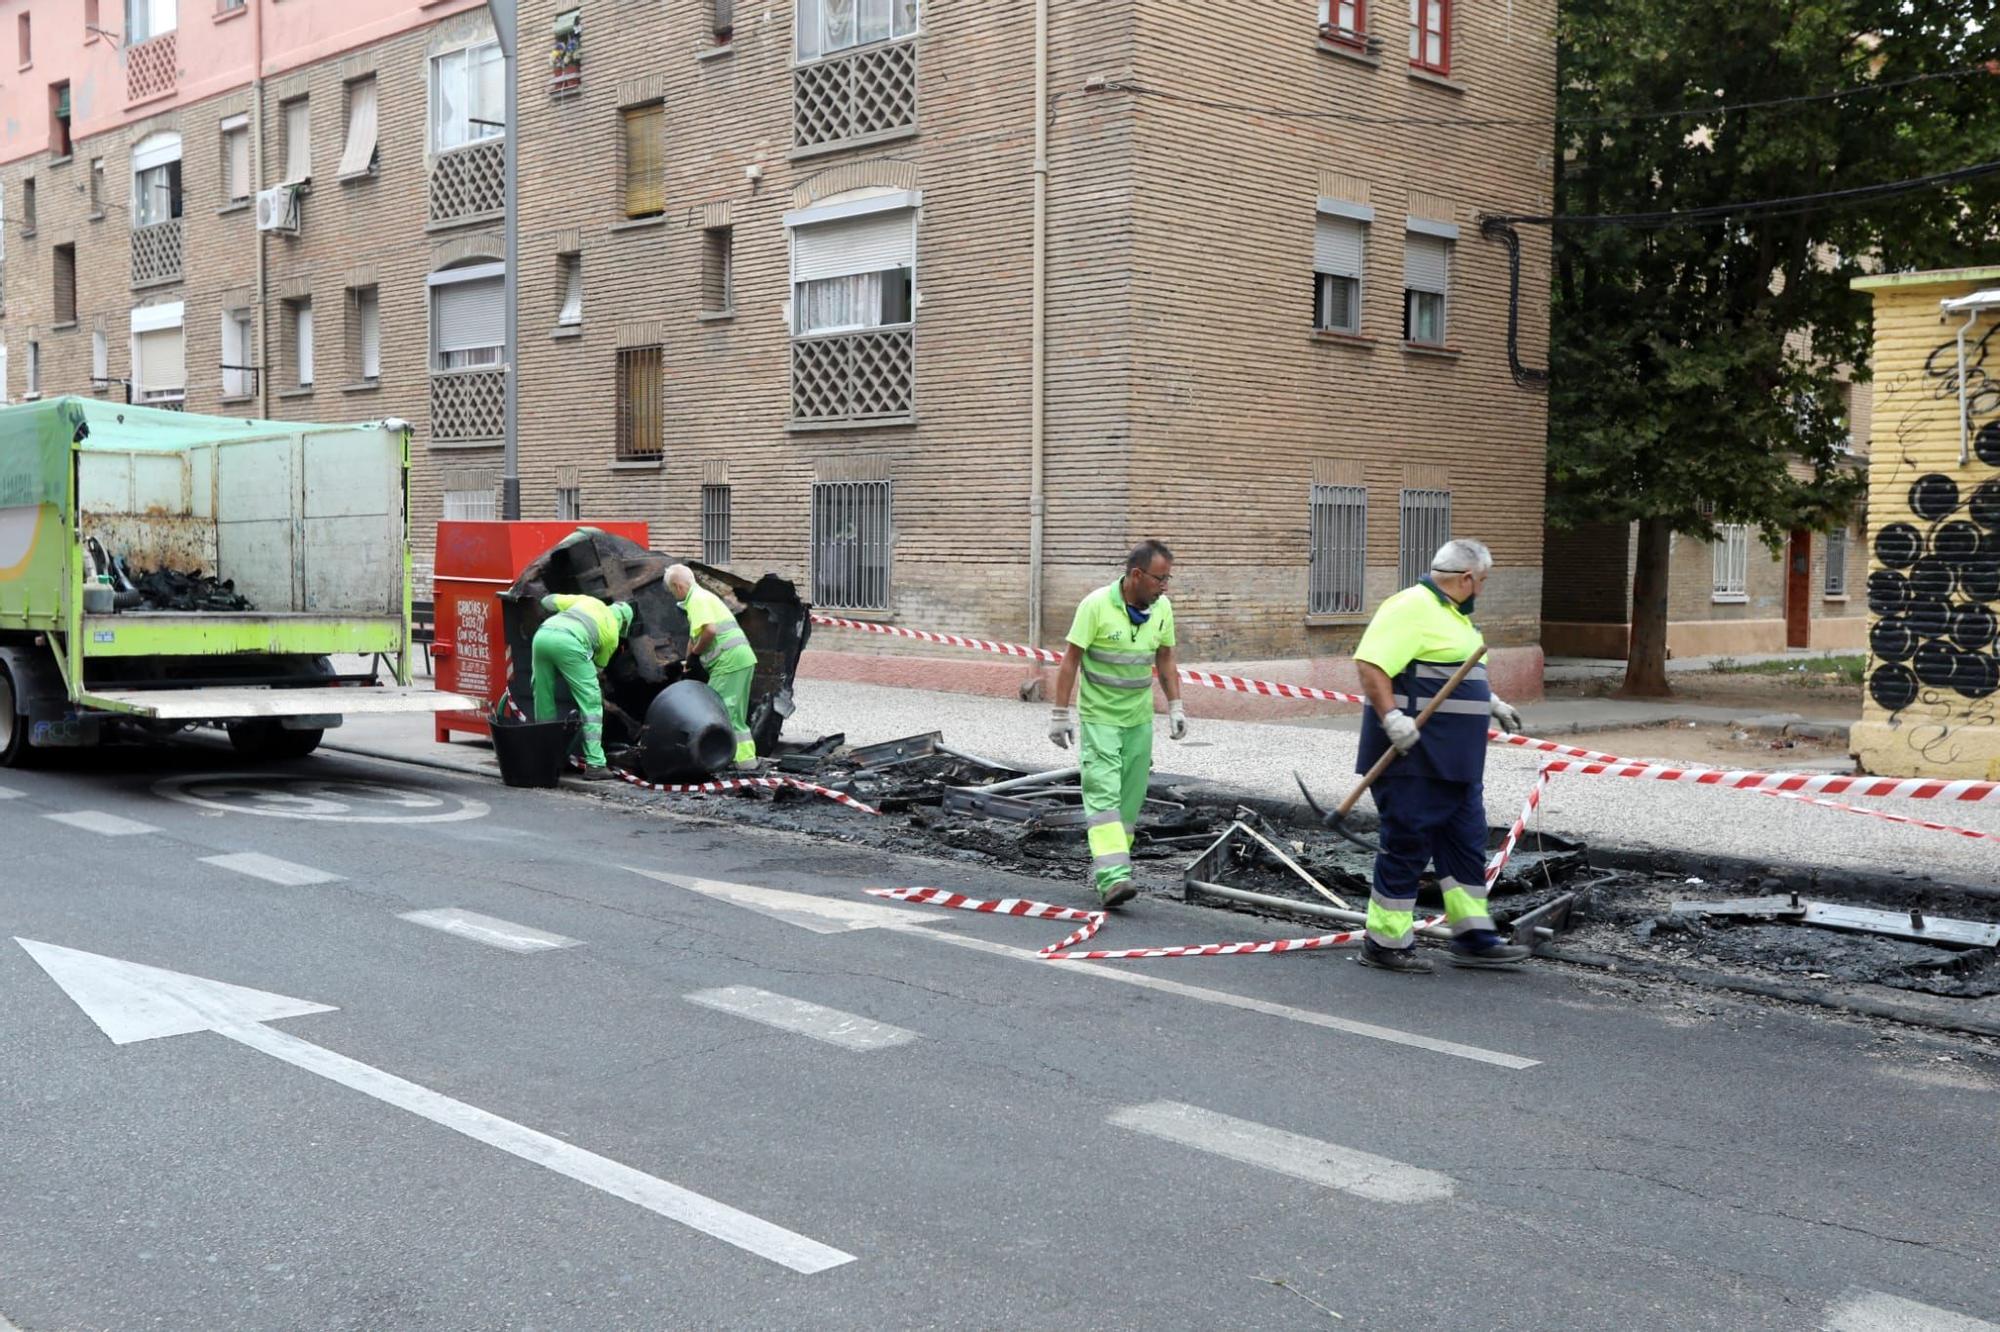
[431,520,650,742]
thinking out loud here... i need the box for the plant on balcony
[550,10,582,93]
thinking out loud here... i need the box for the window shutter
[436,275,506,353]
[1403,234,1448,294]
[622,104,664,217]
[714,0,733,31]
[792,210,914,283]
[135,326,185,393]
[228,125,251,199]
[357,289,381,379]
[1314,215,1364,279]
[559,259,583,324]
[338,79,378,178]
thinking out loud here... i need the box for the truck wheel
[227,720,325,761]
[0,660,37,769]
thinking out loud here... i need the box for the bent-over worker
[1050,539,1187,909]
[1351,538,1528,972]
[667,564,759,769]
[531,592,635,781]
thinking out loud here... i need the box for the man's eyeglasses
[1133,567,1172,586]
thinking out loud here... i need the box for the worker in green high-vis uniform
[1049,540,1187,909]
[530,593,635,780]
[668,564,760,768]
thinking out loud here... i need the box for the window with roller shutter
[130,301,186,406]
[1402,226,1450,346]
[787,194,918,424]
[1313,203,1369,335]
[430,263,506,370]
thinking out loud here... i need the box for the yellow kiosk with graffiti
[1850,266,2000,779]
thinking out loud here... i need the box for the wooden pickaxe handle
[1333,646,1489,821]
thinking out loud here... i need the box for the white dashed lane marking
[399,909,581,953]
[200,853,345,887]
[1107,1100,1455,1204]
[43,811,160,837]
[1824,1290,2000,1331]
[685,986,919,1051]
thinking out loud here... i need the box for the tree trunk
[1620,517,1674,698]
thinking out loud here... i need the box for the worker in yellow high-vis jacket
[1049,540,1186,909]
[530,593,635,780]
[667,564,760,769]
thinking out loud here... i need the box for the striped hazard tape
[865,887,1449,962]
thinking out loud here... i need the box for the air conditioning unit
[255,184,299,234]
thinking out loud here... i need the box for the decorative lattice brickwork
[791,328,914,423]
[131,219,183,288]
[428,139,505,226]
[431,368,506,441]
[126,33,177,103]
[794,42,918,149]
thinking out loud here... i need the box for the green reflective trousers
[1080,718,1152,898]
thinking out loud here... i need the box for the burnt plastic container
[641,680,736,782]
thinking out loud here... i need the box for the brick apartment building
[1542,378,1872,661]
[0,0,506,546]
[501,0,1555,694]
[1,0,1556,694]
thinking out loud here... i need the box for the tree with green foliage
[1549,1,2000,696]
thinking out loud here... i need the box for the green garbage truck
[0,397,473,766]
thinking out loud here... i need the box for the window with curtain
[616,345,664,461]
[1403,232,1449,345]
[132,132,183,226]
[282,98,311,183]
[621,103,665,219]
[796,0,919,61]
[431,40,505,153]
[557,254,583,326]
[430,264,506,370]
[790,207,916,335]
[338,77,379,178]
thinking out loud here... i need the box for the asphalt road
[1,741,1996,1332]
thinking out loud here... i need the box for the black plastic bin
[491,714,580,788]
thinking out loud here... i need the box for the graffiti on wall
[1865,319,2000,762]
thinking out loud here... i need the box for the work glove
[1049,705,1077,750]
[1489,697,1525,735]
[1382,708,1421,755]
[1168,700,1188,741]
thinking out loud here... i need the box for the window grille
[702,484,732,566]
[1398,488,1451,588]
[1309,484,1367,615]
[616,345,664,461]
[811,479,891,610]
[1712,524,1749,602]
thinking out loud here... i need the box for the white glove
[1168,700,1187,741]
[1049,705,1077,750]
[1490,696,1524,735]
[1382,708,1421,755]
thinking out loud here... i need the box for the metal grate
[1397,488,1451,588]
[616,345,664,461]
[1309,484,1367,615]
[431,367,507,442]
[702,483,732,565]
[793,40,918,149]
[556,487,581,521]
[131,218,183,287]
[812,480,892,610]
[1712,524,1749,601]
[126,32,177,102]
[428,138,505,226]
[791,328,914,423]
[1824,529,1847,597]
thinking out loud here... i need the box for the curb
[320,742,499,782]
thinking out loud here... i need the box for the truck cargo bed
[78,685,477,721]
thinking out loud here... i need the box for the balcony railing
[793,40,918,150]
[791,327,914,424]
[431,367,506,442]
[127,32,178,103]
[428,138,505,227]
[132,218,184,288]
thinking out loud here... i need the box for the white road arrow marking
[626,871,1538,1069]
[14,938,854,1275]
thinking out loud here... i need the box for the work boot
[1447,930,1531,968]
[576,765,620,783]
[1358,939,1434,974]
[1096,880,1139,911]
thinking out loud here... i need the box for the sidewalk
[325,662,2000,887]
[1545,649,1865,684]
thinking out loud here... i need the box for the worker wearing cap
[531,592,635,781]
[1350,538,1529,972]
[1049,539,1187,909]
[667,564,760,769]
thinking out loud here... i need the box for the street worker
[530,592,635,782]
[666,564,759,770]
[1350,538,1529,972]
[1049,539,1186,909]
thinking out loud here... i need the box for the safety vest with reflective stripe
[1067,581,1175,727]
[680,585,757,676]
[539,594,626,668]
[1353,579,1490,784]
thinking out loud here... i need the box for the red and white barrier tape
[609,766,882,816]
[866,886,1450,962]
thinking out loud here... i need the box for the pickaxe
[1296,647,1490,855]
